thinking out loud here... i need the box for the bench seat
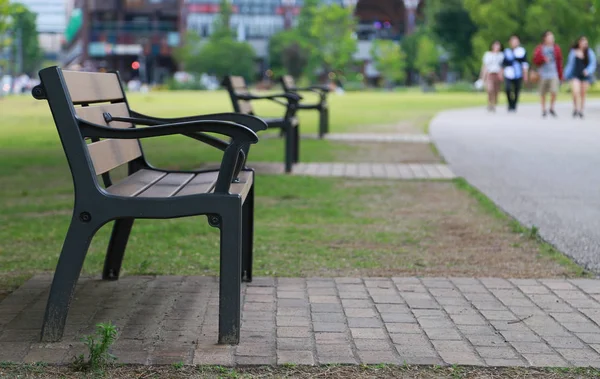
[106,169,253,201]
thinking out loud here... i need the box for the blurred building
[12,0,66,61]
[62,0,184,83]
[185,0,425,71]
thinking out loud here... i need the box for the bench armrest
[238,92,302,106]
[128,111,268,133]
[79,119,257,193]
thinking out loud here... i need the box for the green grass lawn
[0,90,586,296]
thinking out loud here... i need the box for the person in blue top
[502,34,529,112]
[564,35,597,118]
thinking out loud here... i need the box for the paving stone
[277,350,315,365]
[466,334,506,347]
[151,348,194,365]
[358,350,399,364]
[399,356,445,365]
[371,295,404,304]
[499,330,541,342]
[484,358,526,367]
[390,333,430,346]
[276,316,310,327]
[313,323,347,333]
[235,356,277,365]
[425,328,462,341]
[277,338,312,351]
[316,344,354,356]
[312,313,345,323]
[576,333,600,344]
[354,339,393,351]
[341,299,372,308]
[311,303,343,313]
[385,323,422,334]
[351,328,387,339]
[457,324,498,335]
[522,353,568,367]
[345,308,376,318]
[557,348,600,362]
[277,291,305,299]
[438,351,483,365]
[375,304,410,313]
[317,355,357,364]
[315,332,349,345]
[380,313,416,323]
[476,346,519,359]
[347,317,382,328]
[543,336,586,349]
[277,327,311,338]
[450,314,488,325]
[307,288,337,296]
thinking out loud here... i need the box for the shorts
[539,78,559,95]
[575,75,592,83]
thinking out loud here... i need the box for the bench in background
[280,75,330,138]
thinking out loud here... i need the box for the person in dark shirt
[563,36,597,118]
[502,34,529,112]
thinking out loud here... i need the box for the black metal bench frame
[280,75,330,139]
[31,66,267,345]
[223,76,301,173]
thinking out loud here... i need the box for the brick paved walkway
[241,162,456,179]
[2,275,600,367]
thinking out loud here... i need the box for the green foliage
[415,34,440,77]
[370,40,406,85]
[268,30,309,79]
[174,0,255,80]
[72,322,118,372]
[524,0,598,55]
[8,3,44,75]
[426,0,477,74]
[400,27,426,73]
[310,4,357,74]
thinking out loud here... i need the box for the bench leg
[319,107,329,138]
[242,185,254,283]
[293,126,300,163]
[218,205,243,344]
[284,125,294,173]
[102,218,134,280]
[41,217,98,342]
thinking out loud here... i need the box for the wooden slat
[138,173,195,198]
[229,171,253,202]
[230,76,247,90]
[76,103,132,128]
[176,171,219,197]
[62,71,124,104]
[87,139,142,175]
[282,75,295,90]
[105,169,167,197]
[238,100,253,114]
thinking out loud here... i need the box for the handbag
[529,70,540,84]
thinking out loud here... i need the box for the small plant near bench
[72,322,118,372]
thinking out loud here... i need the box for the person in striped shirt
[502,34,529,112]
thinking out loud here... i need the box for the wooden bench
[223,76,301,173]
[31,66,267,344]
[280,75,330,138]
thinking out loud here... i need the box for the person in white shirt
[480,40,505,112]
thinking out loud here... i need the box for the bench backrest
[223,76,254,115]
[280,75,296,92]
[35,67,141,192]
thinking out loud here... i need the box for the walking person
[564,36,597,118]
[480,40,504,112]
[533,31,563,118]
[502,34,529,112]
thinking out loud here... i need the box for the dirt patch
[263,180,584,279]
[1,364,599,379]
[333,142,442,163]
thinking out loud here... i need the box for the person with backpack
[502,34,529,112]
[533,31,563,118]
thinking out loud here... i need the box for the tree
[268,30,309,79]
[400,26,426,84]
[524,0,598,55]
[370,40,406,86]
[8,3,44,75]
[174,0,256,80]
[0,0,12,73]
[426,0,477,74]
[310,4,357,75]
[415,34,440,80]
